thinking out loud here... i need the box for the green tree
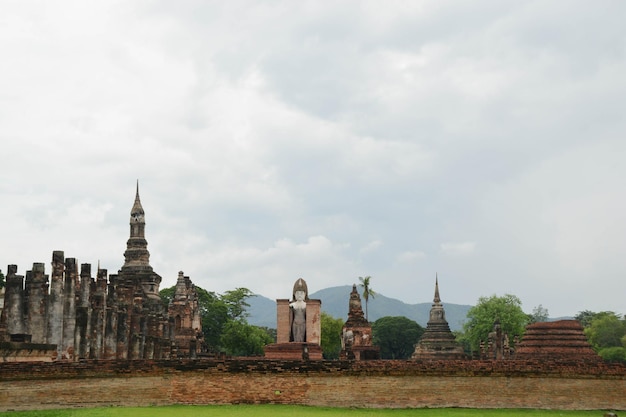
[198,292,230,351]
[575,310,599,328]
[221,288,254,321]
[528,304,549,324]
[598,346,626,363]
[454,330,473,356]
[584,312,626,350]
[158,286,176,304]
[358,276,376,321]
[462,294,529,353]
[220,320,274,357]
[320,312,344,359]
[0,269,4,290]
[372,316,424,359]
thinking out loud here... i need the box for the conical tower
[412,276,466,360]
[110,183,167,360]
[119,181,161,300]
[339,284,380,360]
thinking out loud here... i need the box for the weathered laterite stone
[515,319,600,361]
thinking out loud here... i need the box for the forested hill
[247,285,472,331]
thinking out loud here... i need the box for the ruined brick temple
[340,284,379,360]
[0,184,201,361]
[412,277,465,360]
[264,278,323,360]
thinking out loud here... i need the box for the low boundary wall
[0,359,625,411]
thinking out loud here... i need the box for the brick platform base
[0,359,625,411]
[263,342,323,360]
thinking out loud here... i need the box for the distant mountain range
[247,285,472,331]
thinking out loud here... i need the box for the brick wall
[0,359,624,411]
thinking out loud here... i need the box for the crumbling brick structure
[264,278,323,360]
[168,271,204,358]
[0,184,201,361]
[340,284,379,360]
[515,319,600,361]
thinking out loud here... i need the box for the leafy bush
[598,346,626,363]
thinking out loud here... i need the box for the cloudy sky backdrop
[1,1,625,318]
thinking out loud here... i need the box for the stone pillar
[89,268,107,359]
[305,299,322,345]
[61,258,78,360]
[46,251,65,359]
[75,263,92,360]
[145,312,160,359]
[276,299,290,343]
[115,308,128,360]
[103,275,118,359]
[5,265,26,336]
[0,286,6,341]
[115,282,133,360]
[129,296,143,360]
[25,263,49,343]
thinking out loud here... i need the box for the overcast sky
[1,1,625,318]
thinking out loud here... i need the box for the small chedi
[264,278,323,360]
[0,184,202,361]
[411,277,466,360]
[515,319,599,361]
[340,284,380,360]
[169,271,204,358]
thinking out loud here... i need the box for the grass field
[0,405,613,417]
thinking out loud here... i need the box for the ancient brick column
[276,299,290,343]
[89,267,107,359]
[103,277,118,360]
[115,306,129,360]
[61,258,78,360]
[46,251,65,359]
[75,263,92,360]
[4,265,26,337]
[305,299,321,345]
[129,294,143,359]
[25,263,49,344]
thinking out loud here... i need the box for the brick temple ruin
[515,319,600,361]
[264,278,323,360]
[340,284,379,360]
[411,277,465,360]
[0,184,202,361]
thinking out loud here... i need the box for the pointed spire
[131,180,144,217]
[433,273,441,304]
[124,181,151,267]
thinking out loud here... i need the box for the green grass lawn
[0,405,613,417]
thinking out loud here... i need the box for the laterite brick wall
[0,359,624,411]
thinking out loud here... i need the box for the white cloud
[1,0,625,318]
[395,250,427,263]
[360,240,383,254]
[440,242,477,256]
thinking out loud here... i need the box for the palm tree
[358,276,376,321]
